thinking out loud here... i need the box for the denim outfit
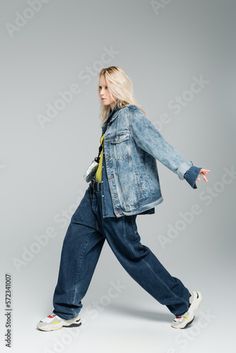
[52,107,201,320]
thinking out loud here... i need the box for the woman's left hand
[197,168,211,183]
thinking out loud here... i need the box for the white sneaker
[171,290,202,329]
[37,313,82,331]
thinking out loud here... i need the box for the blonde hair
[98,66,145,125]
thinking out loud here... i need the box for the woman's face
[99,75,116,107]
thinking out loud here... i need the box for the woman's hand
[197,169,211,183]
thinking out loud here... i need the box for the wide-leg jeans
[52,182,191,320]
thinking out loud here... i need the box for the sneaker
[36,313,82,331]
[171,290,202,329]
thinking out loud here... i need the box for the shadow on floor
[105,303,173,323]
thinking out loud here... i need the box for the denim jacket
[92,104,201,218]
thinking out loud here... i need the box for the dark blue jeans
[52,182,191,320]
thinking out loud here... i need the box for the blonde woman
[37,66,210,331]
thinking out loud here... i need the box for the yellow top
[95,133,105,183]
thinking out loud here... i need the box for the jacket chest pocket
[110,132,130,144]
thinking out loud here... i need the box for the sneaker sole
[37,318,82,332]
[63,320,82,328]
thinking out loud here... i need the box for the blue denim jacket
[92,104,201,218]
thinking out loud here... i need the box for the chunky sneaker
[36,313,82,331]
[171,290,202,329]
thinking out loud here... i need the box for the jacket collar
[102,104,130,133]
[101,106,120,133]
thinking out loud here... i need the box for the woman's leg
[52,187,105,320]
[102,214,191,317]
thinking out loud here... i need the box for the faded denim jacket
[93,104,201,218]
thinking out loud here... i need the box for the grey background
[0,0,235,352]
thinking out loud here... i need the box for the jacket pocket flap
[110,132,130,144]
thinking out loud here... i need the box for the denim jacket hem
[119,196,164,217]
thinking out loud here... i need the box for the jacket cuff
[176,161,194,180]
[184,166,202,189]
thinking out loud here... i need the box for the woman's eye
[98,86,108,89]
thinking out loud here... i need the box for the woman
[37,66,210,331]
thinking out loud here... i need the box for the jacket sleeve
[184,166,202,189]
[129,108,194,180]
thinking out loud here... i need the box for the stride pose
[37,66,210,331]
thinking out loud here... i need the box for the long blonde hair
[98,66,145,125]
